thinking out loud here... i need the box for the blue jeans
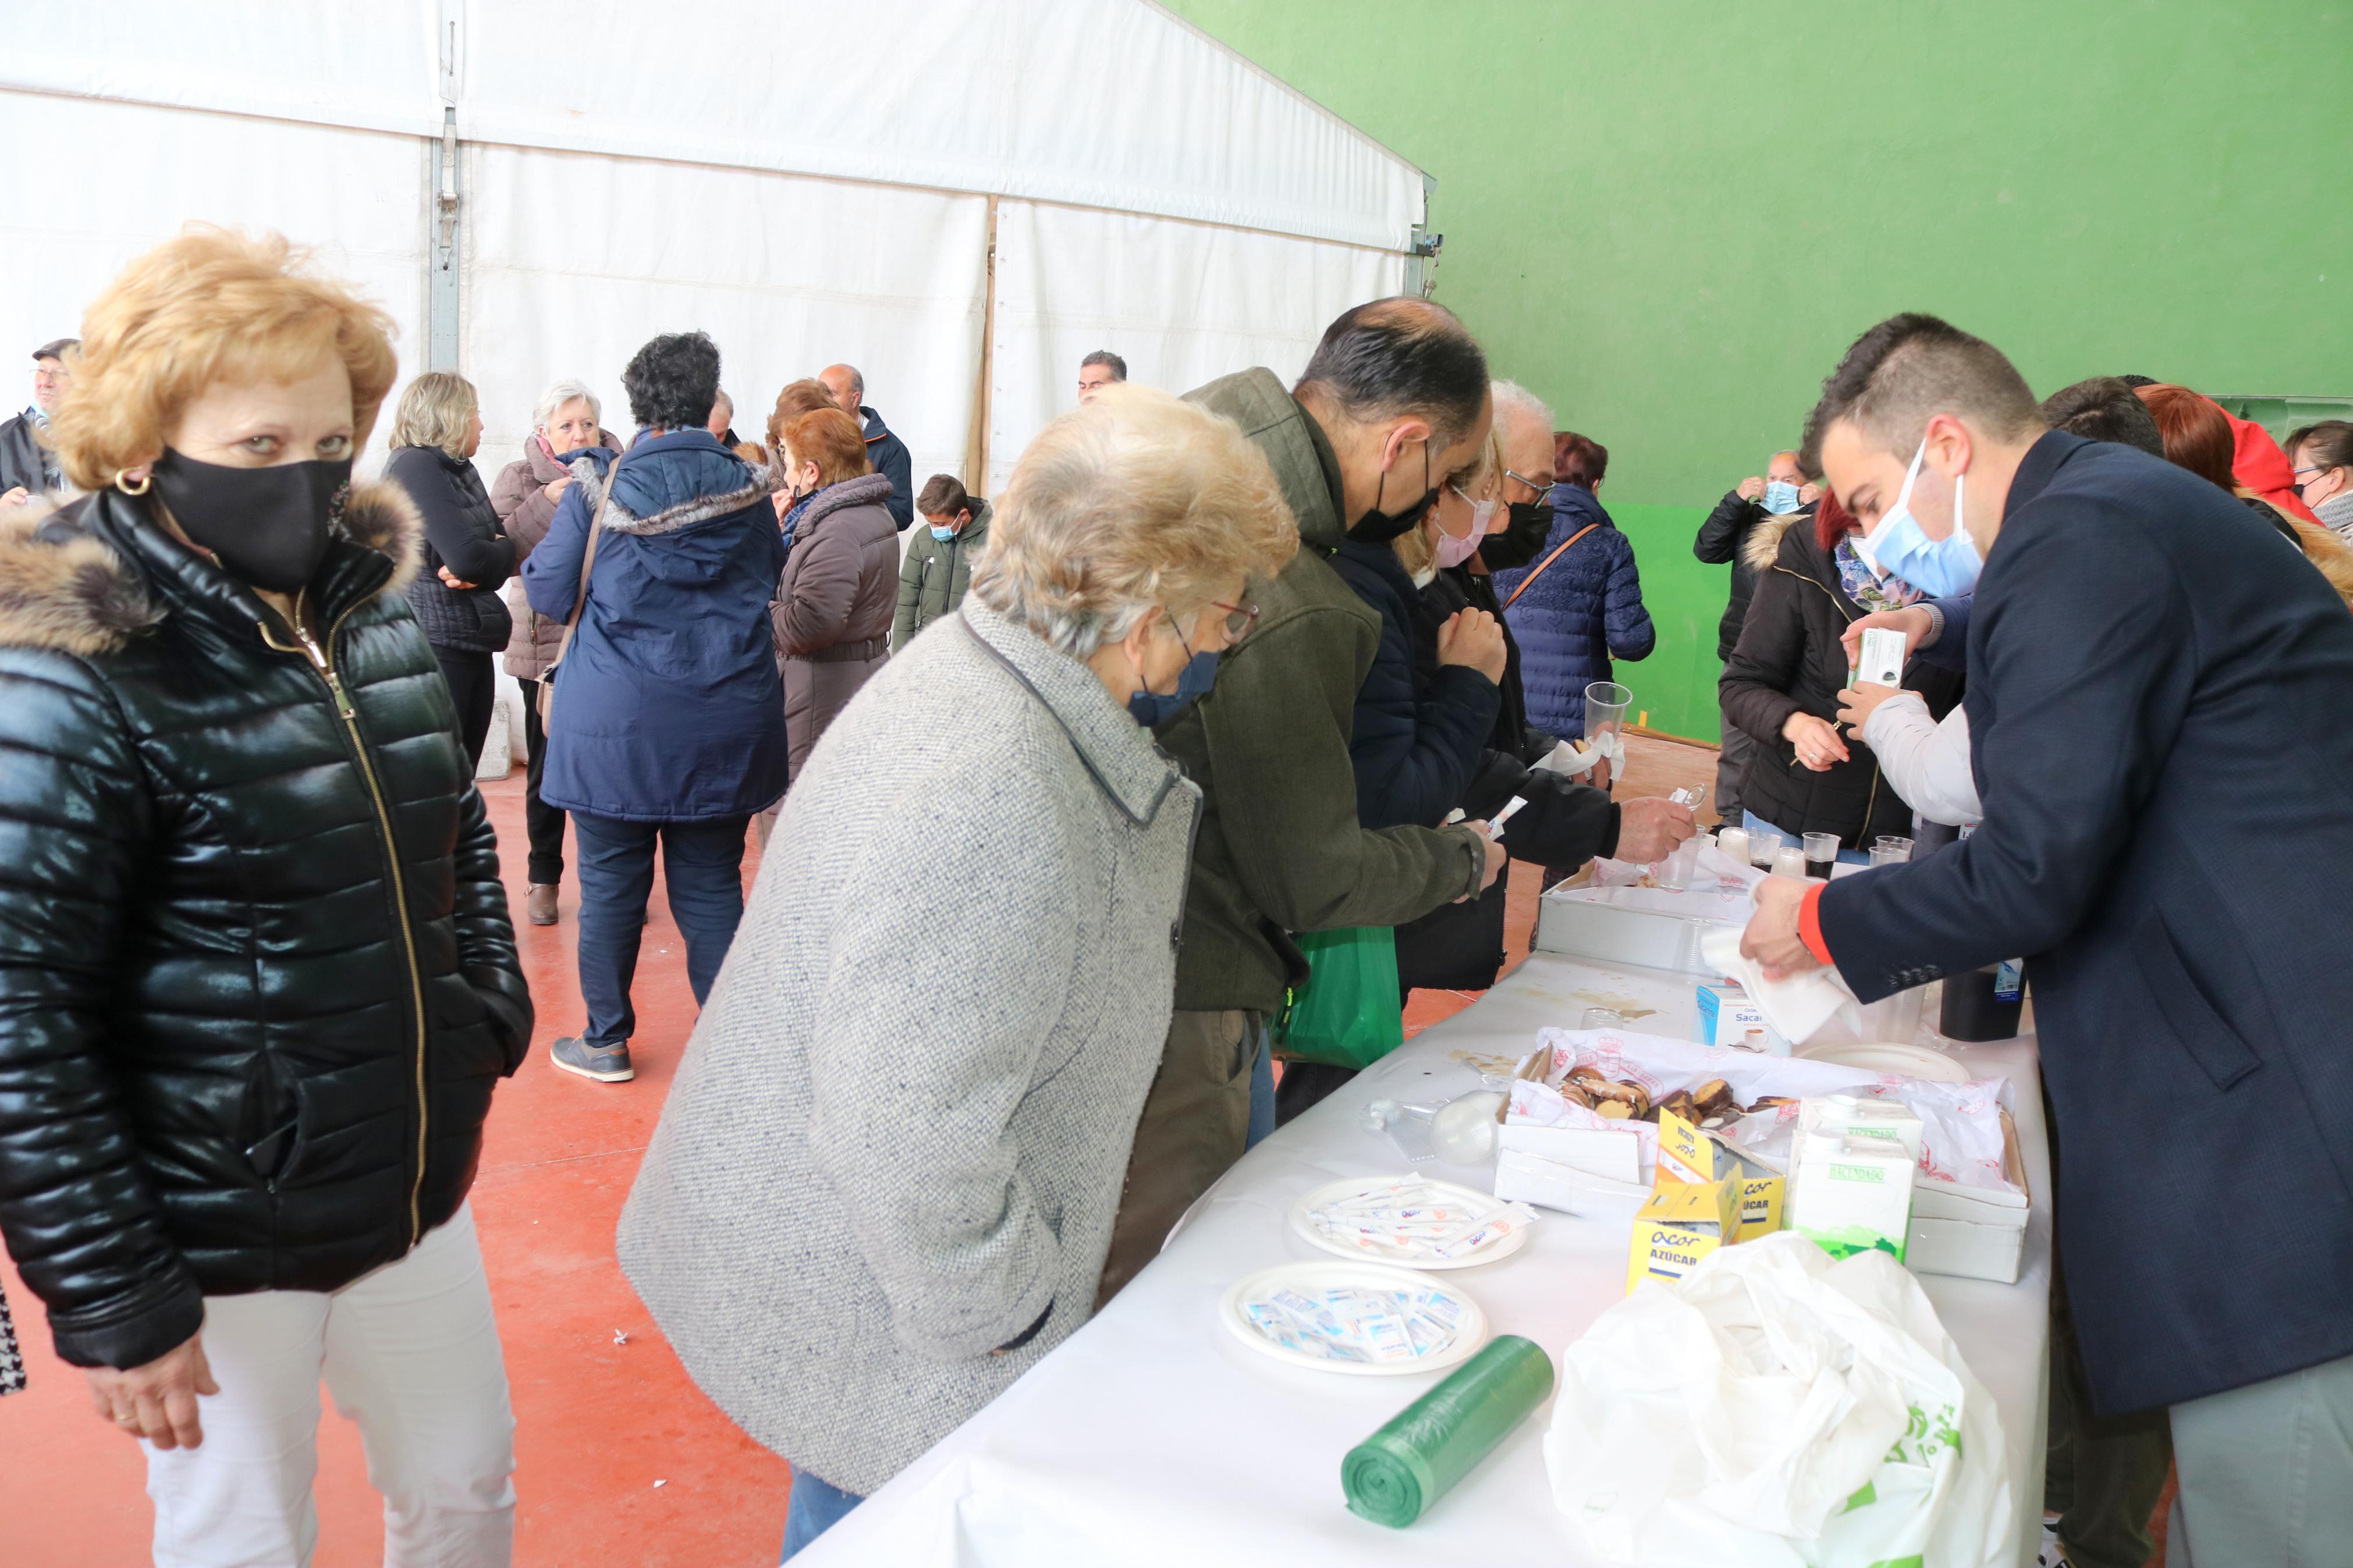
[781,1469,864,1560]
[1245,1017,1276,1150]
[1741,809,1871,867]
[571,811,750,1046]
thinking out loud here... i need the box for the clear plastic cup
[1874,835,1915,865]
[1715,826,1751,867]
[1584,681,1632,748]
[1773,845,1808,877]
[1748,830,1784,869]
[1802,832,1840,879]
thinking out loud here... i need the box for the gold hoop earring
[115,469,152,496]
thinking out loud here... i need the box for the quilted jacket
[0,485,531,1371]
[1491,483,1654,739]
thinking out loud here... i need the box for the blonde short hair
[1393,425,1502,578]
[48,226,398,490]
[390,371,480,460]
[971,383,1298,657]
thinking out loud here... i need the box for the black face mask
[1478,499,1556,570]
[1348,443,1437,544]
[149,449,352,593]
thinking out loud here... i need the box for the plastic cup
[1802,833,1840,879]
[1583,681,1632,748]
[1773,845,1807,877]
[1875,835,1914,862]
[1748,830,1783,869]
[1580,1007,1624,1031]
[1869,844,1907,867]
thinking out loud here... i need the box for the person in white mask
[1742,312,2353,1568]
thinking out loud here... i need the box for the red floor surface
[0,734,1761,1566]
[1,771,789,1567]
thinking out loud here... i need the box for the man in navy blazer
[1742,313,2353,1566]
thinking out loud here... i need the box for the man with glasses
[1096,299,1516,1305]
[0,339,76,508]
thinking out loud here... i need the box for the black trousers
[512,677,567,886]
[434,647,496,771]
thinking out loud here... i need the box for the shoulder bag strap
[548,457,622,673]
[1499,523,1601,613]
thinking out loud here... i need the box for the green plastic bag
[1278,926,1404,1070]
[1342,1334,1556,1528]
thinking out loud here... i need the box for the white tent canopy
[1,0,1424,495]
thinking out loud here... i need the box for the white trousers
[144,1202,517,1568]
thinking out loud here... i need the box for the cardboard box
[1904,1108,2031,1283]
[1694,981,1771,1050]
[1654,1108,1724,1185]
[1624,1173,1742,1293]
[1737,1171,1785,1242]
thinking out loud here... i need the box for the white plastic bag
[1545,1233,2013,1567]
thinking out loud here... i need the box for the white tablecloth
[800,954,2053,1566]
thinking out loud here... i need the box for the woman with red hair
[2137,384,2353,606]
[1719,484,1964,859]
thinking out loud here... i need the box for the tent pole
[965,194,999,489]
[427,10,462,371]
[428,106,462,371]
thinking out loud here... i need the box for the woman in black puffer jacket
[385,370,515,769]
[1721,486,1963,855]
[0,230,531,1559]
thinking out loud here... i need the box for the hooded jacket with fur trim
[1719,511,1963,848]
[0,483,532,1371]
[521,429,789,822]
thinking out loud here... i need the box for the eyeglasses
[1503,467,1552,500]
[1210,599,1259,639]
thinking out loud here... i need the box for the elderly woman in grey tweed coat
[617,384,1296,1558]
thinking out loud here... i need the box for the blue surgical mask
[1129,650,1218,727]
[1762,480,1801,514]
[1861,440,1982,598]
[929,524,957,541]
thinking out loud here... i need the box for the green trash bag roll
[1341,1334,1556,1528]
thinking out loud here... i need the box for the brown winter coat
[489,431,616,680]
[773,472,897,778]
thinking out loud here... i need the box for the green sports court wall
[1162,0,2353,741]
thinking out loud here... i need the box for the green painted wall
[1162,0,2353,739]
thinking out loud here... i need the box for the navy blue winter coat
[1491,483,1655,739]
[1819,432,2353,1414]
[522,430,789,822]
[1329,538,1499,831]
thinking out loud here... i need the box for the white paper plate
[1287,1174,1532,1270]
[1220,1261,1489,1377]
[1796,1040,1972,1083]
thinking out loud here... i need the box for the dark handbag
[537,458,620,734]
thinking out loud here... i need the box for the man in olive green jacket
[890,478,991,653]
[1098,299,1506,1301]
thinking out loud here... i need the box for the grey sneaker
[551,1036,633,1083]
